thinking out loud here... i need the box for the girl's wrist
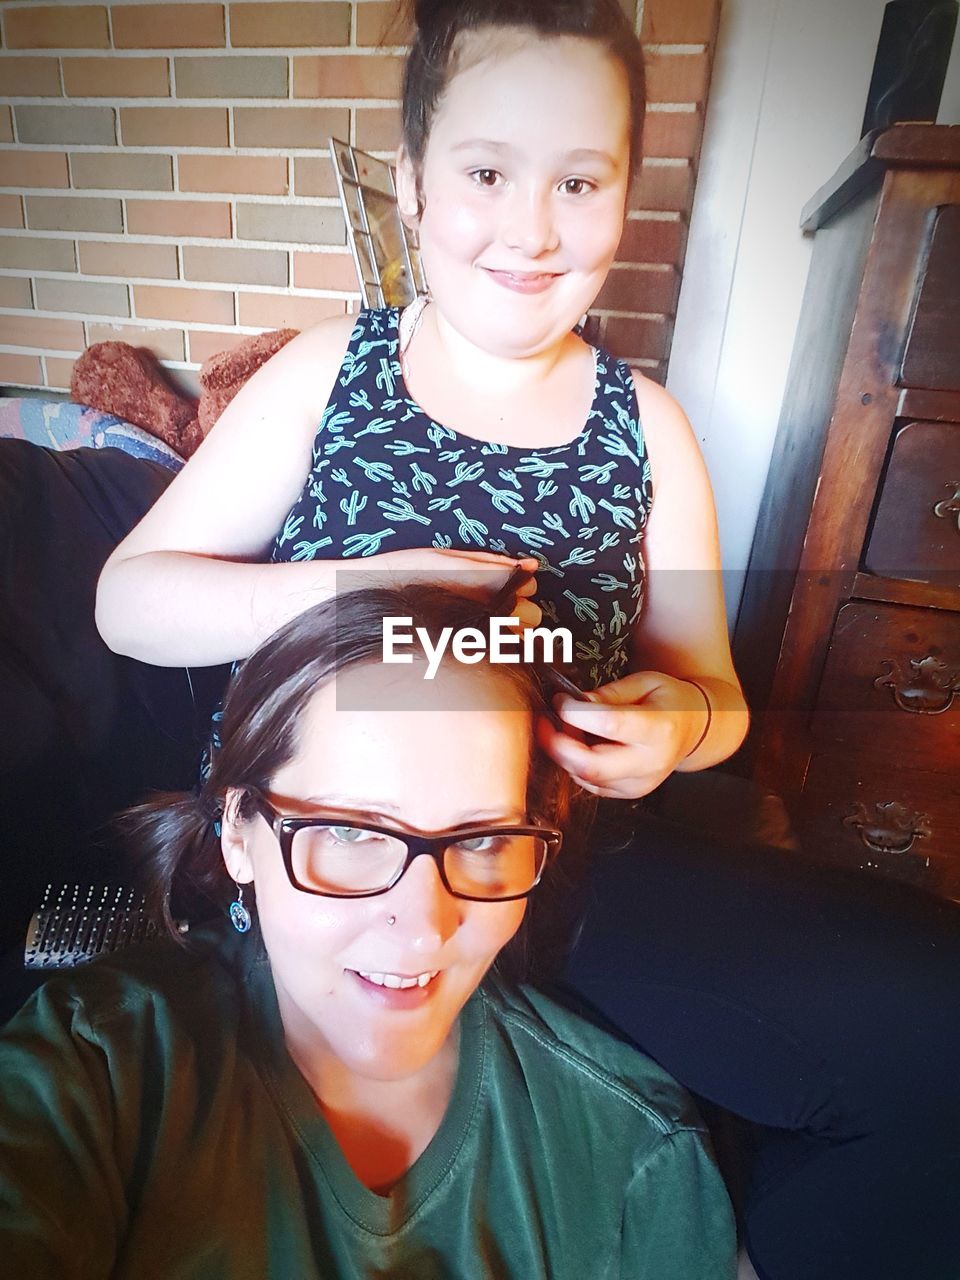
[679,677,712,759]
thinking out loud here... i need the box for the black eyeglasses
[250,796,562,902]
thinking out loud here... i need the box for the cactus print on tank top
[272,306,652,688]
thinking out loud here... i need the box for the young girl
[95,0,750,800]
[0,588,736,1277]
[94,3,960,1278]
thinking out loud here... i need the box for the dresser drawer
[799,754,960,900]
[810,601,960,771]
[862,420,960,584]
[900,204,960,393]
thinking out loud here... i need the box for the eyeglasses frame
[249,795,563,902]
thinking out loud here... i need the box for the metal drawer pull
[932,482,960,532]
[843,801,932,855]
[874,656,960,714]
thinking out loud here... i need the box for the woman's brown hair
[123,584,590,975]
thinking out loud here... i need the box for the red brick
[293,54,402,100]
[26,195,122,233]
[229,3,350,48]
[0,109,13,144]
[637,361,667,386]
[0,353,43,384]
[86,322,186,362]
[602,315,671,362]
[233,106,350,149]
[355,107,401,153]
[187,327,250,365]
[642,0,720,45]
[294,156,339,199]
[293,251,361,292]
[0,56,61,96]
[121,107,229,148]
[4,6,110,50]
[236,291,345,329]
[594,266,679,315]
[618,217,684,264]
[70,152,173,191]
[15,103,116,146]
[641,110,703,161]
[0,313,85,350]
[174,55,286,99]
[183,245,288,288]
[0,151,70,190]
[126,198,232,239]
[34,276,130,318]
[0,276,33,309]
[0,195,24,228]
[629,162,694,213]
[0,235,76,272]
[236,202,343,247]
[43,355,77,389]
[112,4,225,49]
[134,284,235,325]
[178,154,289,196]
[356,1,410,47]
[63,56,170,98]
[79,240,180,280]
[644,51,711,104]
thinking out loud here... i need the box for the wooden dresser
[734,124,960,900]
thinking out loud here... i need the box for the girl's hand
[536,670,710,799]
[350,547,542,629]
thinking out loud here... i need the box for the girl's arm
[95,315,359,666]
[540,374,749,799]
[623,370,749,771]
[96,317,529,667]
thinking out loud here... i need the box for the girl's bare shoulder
[254,312,359,412]
[626,367,705,482]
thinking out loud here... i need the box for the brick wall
[0,0,719,394]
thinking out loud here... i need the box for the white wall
[667,0,960,623]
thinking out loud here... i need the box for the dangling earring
[229,883,252,934]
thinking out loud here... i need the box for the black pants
[559,815,960,1280]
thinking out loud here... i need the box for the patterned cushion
[0,397,184,471]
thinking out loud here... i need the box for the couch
[0,400,229,1015]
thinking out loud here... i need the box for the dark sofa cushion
[0,440,228,955]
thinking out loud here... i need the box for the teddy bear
[196,328,298,437]
[70,329,300,459]
[70,342,203,459]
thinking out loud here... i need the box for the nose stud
[386,914,396,927]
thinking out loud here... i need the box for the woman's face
[222,660,531,1087]
[398,31,632,359]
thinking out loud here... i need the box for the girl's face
[222,660,531,1089]
[399,31,632,359]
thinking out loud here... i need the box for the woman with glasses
[0,586,735,1279]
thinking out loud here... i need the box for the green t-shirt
[0,926,735,1278]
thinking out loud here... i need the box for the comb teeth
[25,884,162,969]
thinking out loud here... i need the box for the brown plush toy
[70,342,203,458]
[198,328,299,435]
[70,328,302,459]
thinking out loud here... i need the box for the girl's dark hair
[123,584,591,973]
[397,0,646,188]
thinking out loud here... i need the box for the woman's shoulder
[3,925,242,1044]
[479,977,706,1141]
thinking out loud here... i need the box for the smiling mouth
[482,268,563,293]
[355,970,440,990]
